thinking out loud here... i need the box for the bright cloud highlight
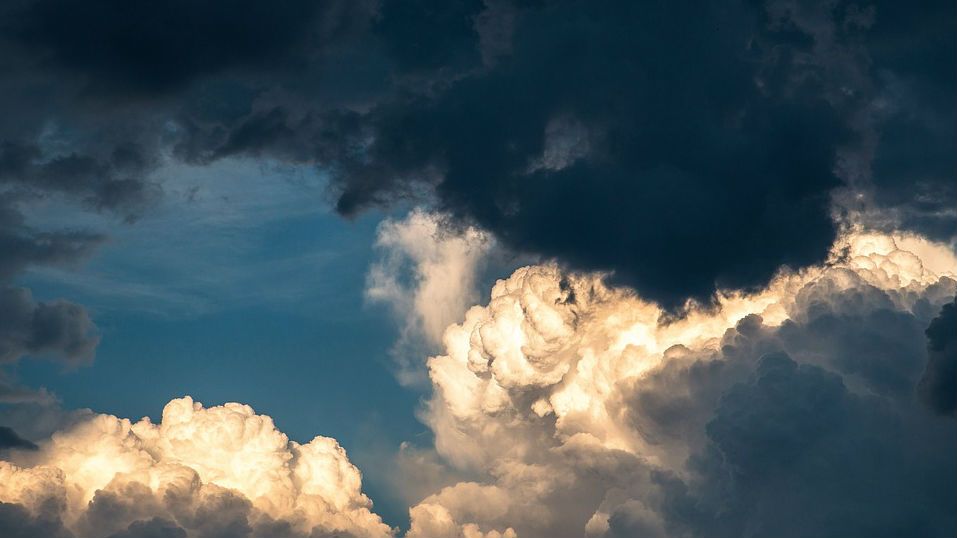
[407,230,956,537]
[2,230,954,538]
[0,397,392,538]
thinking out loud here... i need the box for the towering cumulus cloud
[0,397,392,538]
[405,231,956,537]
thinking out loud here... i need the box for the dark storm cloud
[3,0,374,97]
[683,353,954,538]
[617,279,957,538]
[0,0,951,307]
[338,3,848,304]
[0,502,72,538]
[864,3,956,240]
[331,0,855,307]
[0,425,37,450]
[324,0,955,306]
[106,519,186,538]
[918,300,957,416]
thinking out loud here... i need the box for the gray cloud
[918,300,956,416]
[0,286,99,365]
[0,0,949,309]
[0,502,73,538]
[624,290,956,537]
[0,426,36,451]
[399,235,956,537]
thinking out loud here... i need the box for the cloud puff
[366,210,494,385]
[918,300,957,416]
[0,286,99,365]
[0,396,393,538]
[406,230,956,537]
[1,230,953,538]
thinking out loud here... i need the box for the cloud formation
[2,0,952,309]
[404,230,956,537]
[0,2,953,536]
[366,210,493,385]
[0,286,98,365]
[0,396,392,538]
[0,197,102,398]
[326,0,956,306]
[1,229,953,538]
[0,426,36,451]
[918,300,957,416]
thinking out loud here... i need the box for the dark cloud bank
[0,0,953,537]
[625,286,957,538]
[0,0,952,306]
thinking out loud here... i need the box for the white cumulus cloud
[405,230,957,537]
[0,396,393,538]
[366,209,494,386]
[2,230,954,538]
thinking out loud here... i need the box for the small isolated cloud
[0,285,99,365]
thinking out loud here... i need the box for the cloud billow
[333,1,851,307]
[404,231,956,537]
[0,396,393,538]
[0,2,953,536]
[0,0,950,307]
[918,300,957,416]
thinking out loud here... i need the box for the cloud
[331,1,850,308]
[918,300,957,416]
[0,426,36,451]
[0,0,950,310]
[327,0,956,306]
[366,210,493,385]
[0,285,99,365]
[403,230,956,537]
[0,396,393,538]
[0,226,953,538]
[0,2,953,536]
[4,0,374,97]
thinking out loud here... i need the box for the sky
[0,1,954,538]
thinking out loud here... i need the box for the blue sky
[15,158,427,526]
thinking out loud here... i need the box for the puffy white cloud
[409,230,957,537]
[0,396,393,538]
[366,209,494,385]
[2,230,953,538]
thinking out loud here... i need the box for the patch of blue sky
[13,156,424,528]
